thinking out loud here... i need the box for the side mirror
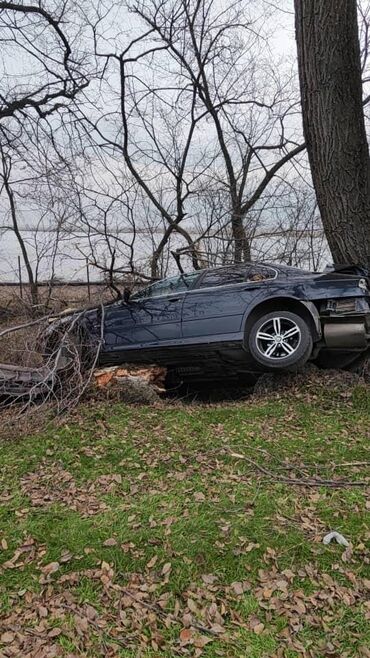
[123,287,131,303]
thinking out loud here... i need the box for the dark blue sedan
[70,262,369,381]
[46,262,370,382]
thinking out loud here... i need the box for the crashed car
[46,262,370,382]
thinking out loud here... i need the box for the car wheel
[248,311,313,370]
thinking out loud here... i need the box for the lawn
[0,383,369,657]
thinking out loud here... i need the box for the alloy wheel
[255,316,302,360]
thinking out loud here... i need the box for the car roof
[196,262,313,277]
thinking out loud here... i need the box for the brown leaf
[293,600,306,615]
[161,562,172,576]
[187,598,198,613]
[179,628,193,645]
[194,635,213,648]
[201,574,218,585]
[75,615,89,634]
[48,627,62,638]
[41,561,60,575]
[231,581,244,596]
[275,579,288,592]
[245,542,259,552]
[249,616,264,635]
[103,538,117,547]
[1,632,15,643]
[38,606,48,618]
[146,555,158,569]
[341,545,353,563]
[39,561,60,582]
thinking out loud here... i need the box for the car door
[103,273,199,353]
[181,265,277,341]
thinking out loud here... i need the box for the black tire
[248,310,313,371]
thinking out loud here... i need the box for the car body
[51,262,370,382]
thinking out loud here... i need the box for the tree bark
[294,0,370,269]
[231,209,251,263]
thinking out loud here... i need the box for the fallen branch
[0,304,105,418]
[228,451,369,488]
[0,307,85,339]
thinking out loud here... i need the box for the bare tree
[0,145,40,306]
[0,1,89,124]
[0,0,333,296]
[70,0,307,278]
[128,0,306,264]
[0,0,99,305]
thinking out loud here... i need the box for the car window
[197,266,250,288]
[131,272,199,300]
[197,265,276,288]
[246,265,277,282]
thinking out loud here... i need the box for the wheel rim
[255,316,301,361]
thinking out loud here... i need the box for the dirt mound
[253,363,366,398]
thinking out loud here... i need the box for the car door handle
[168,297,180,302]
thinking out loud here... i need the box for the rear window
[198,265,276,289]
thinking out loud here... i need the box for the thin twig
[228,451,369,488]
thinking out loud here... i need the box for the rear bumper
[320,297,370,349]
[323,320,370,349]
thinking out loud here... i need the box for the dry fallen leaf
[1,631,15,643]
[231,581,244,596]
[146,555,158,569]
[187,598,198,613]
[194,635,213,648]
[161,562,172,576]
[245,542,259,553]
[41,561,60,574]
[39,561,60,582]
[103,537,117,547]
[48,627,62,638]
[38,605,48,618]
[201,574,218,585]
[179,628,193,645]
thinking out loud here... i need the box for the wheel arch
[243,296,321,349]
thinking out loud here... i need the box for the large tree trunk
[294,0,370,269]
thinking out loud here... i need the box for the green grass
[0,386,369,657]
